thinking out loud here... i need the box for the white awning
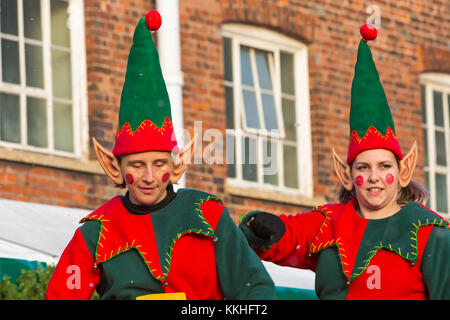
[262,261,315,290]
[0,198,90,265]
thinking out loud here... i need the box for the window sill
[0,147,104,175]
[225,181,325,208]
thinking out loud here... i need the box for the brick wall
[0,0,448,222]
[0,159,114,209]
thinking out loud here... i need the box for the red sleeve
[46,228,101,300]
[257,210,326,271]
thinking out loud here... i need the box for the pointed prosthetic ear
[398,141,418,188]
[92,137,124,185]
[170,134,199,184]
[333,149,353,191]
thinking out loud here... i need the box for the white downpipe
[156,0,185,189]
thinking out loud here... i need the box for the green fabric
[150,189,218,279]
[351,202,448,281]
[80,220,164,299]
[350,40,395,137]
[421,226,450,299]
[314,247,349,300]
[118,17,171,131]
[215,208,275,299]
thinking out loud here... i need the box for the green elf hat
[112,10,179,157]
[346,24,403,164]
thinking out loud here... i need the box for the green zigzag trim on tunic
[118,17,172,131]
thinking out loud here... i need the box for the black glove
[246,211,286,244]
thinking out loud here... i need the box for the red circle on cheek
[386,173,394,185]
[162,172,170,183]
[125,173,134,185]
[355,175,364,186]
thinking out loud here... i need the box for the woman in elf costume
[239,25,450,300]
[46,11,274,300]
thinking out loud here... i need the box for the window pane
[420,84,426,124]
[242,89,260,129]
[283,144,298,188]
[27,97,47,147]
[51,0,70,47]
[280,51,295,95]
[52,49,72,99]
[1,0,18,35]
[433,91,443,127]
[53,102,73,152]
[448,94,450,126]
[255,49,272,90]
[261,93,278,131]
[223,37,233,82]
[0,93,20,143]
[23,0,42,40]
[435,130,446,166]
[226,133,236,178]
[240,46,253,86]
[242,136,257,182]
[263,139,278,185]
[225,86,234,129]
[25,44,44,88]
[422,128,428,167]
[435,173,448,212]
[282,98,297,141]
[1,39,20,84]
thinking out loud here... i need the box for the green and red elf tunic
[46,11,274,300]
[240,200,449,299]
[46,186,274,299]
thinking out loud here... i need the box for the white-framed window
[421,73,450,217]
[222,24,312,197]
[0,0,87,158]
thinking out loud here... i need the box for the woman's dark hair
[336,157,430,205]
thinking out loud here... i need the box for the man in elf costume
[46,11,275,300]
[239,24,450,300]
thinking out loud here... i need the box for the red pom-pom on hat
[145,10,162,31]
[360,24,377,41]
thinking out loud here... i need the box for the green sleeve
[215,208,275,300]
[421,226,450,299]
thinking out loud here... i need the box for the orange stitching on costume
[115,117,173,138]
[80,215,165,281]
[350,126,398,144]
[309,207,353,279]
